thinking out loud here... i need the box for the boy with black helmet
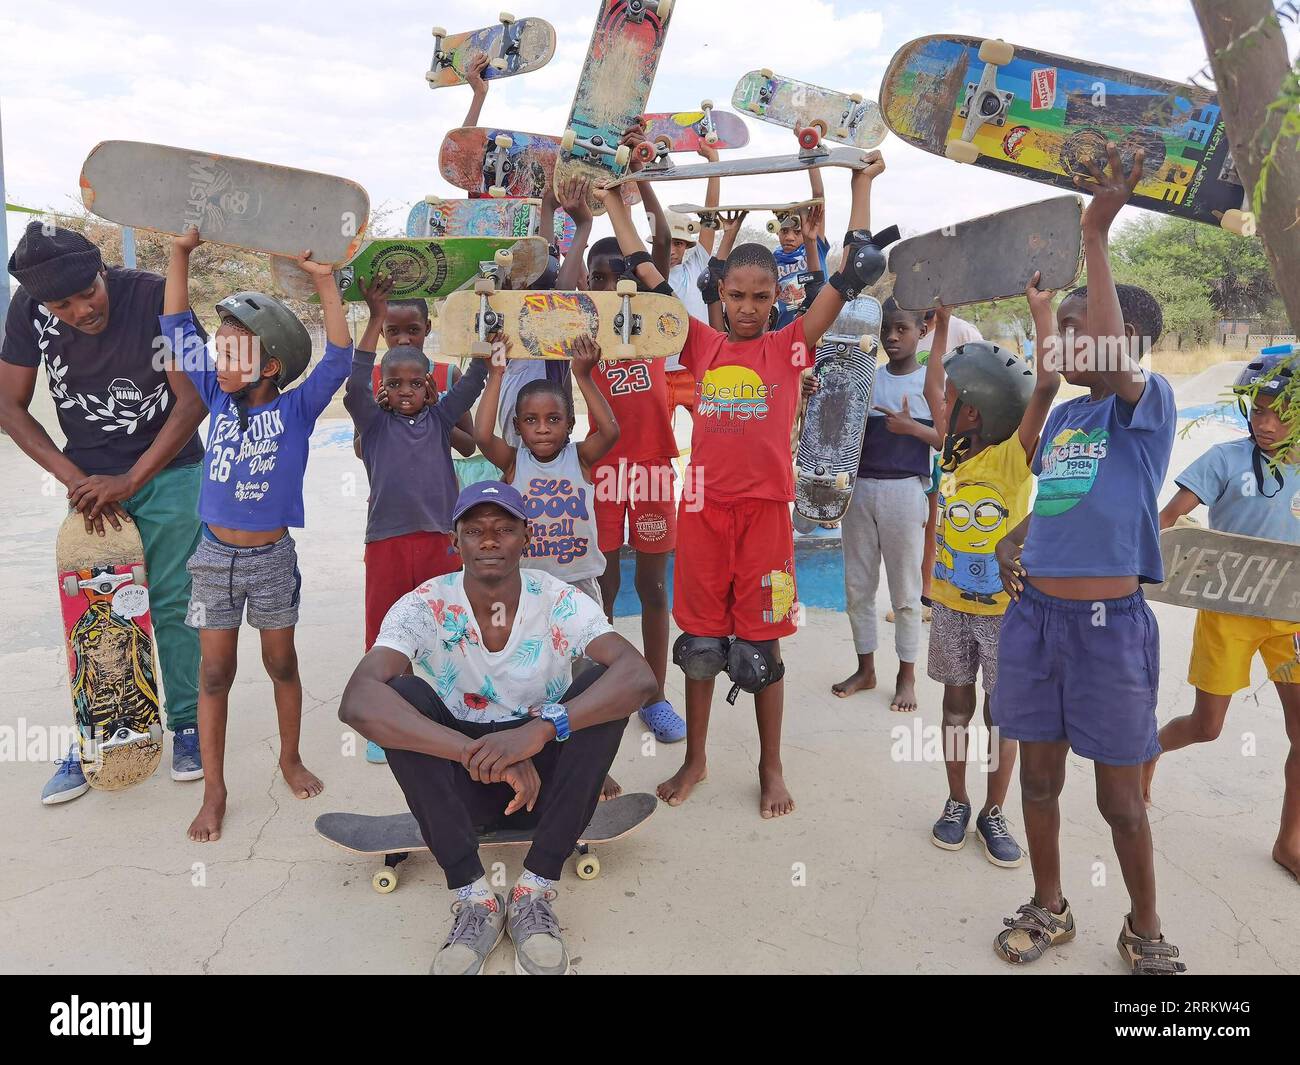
[161,227,353,843]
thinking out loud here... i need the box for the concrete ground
[1,364,1297,975]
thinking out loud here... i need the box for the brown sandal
[1117,915,1187,974]
[994,898,1076,964]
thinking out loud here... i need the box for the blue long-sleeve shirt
[161,310,351,531]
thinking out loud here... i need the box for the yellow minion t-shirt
[932,434,1033,617]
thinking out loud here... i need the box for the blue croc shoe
[42,741,90,805]
[638,700,686,744]
[931,797,972,851]
[366,740,388,764]
[976,805,1025,868]
[171,726,204,781]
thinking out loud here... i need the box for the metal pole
[122,225,137,268]
[0,99,11,322]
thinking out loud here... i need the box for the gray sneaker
[507,888,571,975]
[430,892,506,975]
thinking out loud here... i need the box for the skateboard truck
[492,12,519,73]
[697,99,719,145]
[560,129,632,169]
[836,93,865,141]
[471,250,515,357]
[948,39,1016,164]
[753,68,778,112]
[611,279,642,359]
[483,133,515,197]
[428,26,452,76]
[624,0,673,23]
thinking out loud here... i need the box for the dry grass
[1146,345,1244,379]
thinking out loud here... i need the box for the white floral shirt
[373,569,614,723]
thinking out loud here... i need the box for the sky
[2,0,1297,267]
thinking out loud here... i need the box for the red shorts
[364,531,461,649]
[666,368,696,413]
[594,459,678,554]
[672,497,798,640]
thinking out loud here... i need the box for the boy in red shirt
[593,154,890,817]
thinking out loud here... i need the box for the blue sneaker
[931,797,972,851]
[976,805,1025,868]
[42,742,89,805]
[638,700,686,743]
[171,726,204,781]
[366,740,388,764]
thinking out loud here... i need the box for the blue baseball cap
[451,481,529,524]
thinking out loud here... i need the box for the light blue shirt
[1176,437,1300,543]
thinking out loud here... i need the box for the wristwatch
[538,703,570,742]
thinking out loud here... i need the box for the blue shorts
[990,583,1160,766]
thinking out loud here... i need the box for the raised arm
[593,185,667,290]
[698,142,720,256]
[1019,272,1063,458]
[925,303,952,440]
[571,337,619,474]
[554,176,594,291]
[473,347,518,477]
[463,53,490,127]
[357,273,393,354]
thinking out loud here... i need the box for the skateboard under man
[606,145,874,191]
[732,70,886,150]
[794,297,882,523]
[879,35,1252,233]
[316,792,658,893]
[1145,526,1300,623]
[888,195,1083,310]
[553,0,676,214]
[669,197,824,234]
[55,513,163,791]
[79,140,370,263]
[641,104,751,155]
[425,14,556,89]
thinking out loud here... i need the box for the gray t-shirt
[1177,437,1300,543]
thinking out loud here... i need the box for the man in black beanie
[1,221,208,802]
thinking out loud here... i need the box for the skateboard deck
[794,298,881,523]
[438,127,641,207]
[889,195,1083,311]
[440,284,688,360]
[270,236,550,303]
[669,197,823,233]
[608,145,874,190]
[732,70,886,150]
[79,140,370,264]
[55,513,163,791]
[425,15,556,89]
[554,0,675,213]
[641,106,751,154]
[406,196,578,254]
[1145,527,1300,623]
[879,36,1250,232]
[316,791,657,892]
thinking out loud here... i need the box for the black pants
[384,667,625,886]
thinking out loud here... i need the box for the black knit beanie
[7,221,104,302]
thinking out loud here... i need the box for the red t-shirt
[678,317,806,503]
[371,361,452,398]
[588,358,677,469]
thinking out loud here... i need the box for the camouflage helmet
[215,291,312,389]
[941,341,1034,444]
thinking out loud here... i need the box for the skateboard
[640,104,751,156]
[425,14,556,89]
[316,792,658,893]
[888,195,1084,311]
[438,127,641,207]
[879,36,1251,233]
[79,140,370,264]
[669,197,823,234]
[270,236,550,303]
[55,512,163,791]
[1145,527,1300,623]
[554,0,676,214]
[794,298,882,523]
[440,282,688,360]
[607,145,874,191]
[406,196,579,254]
[732,70,886,150]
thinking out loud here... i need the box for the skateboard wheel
[945,140,980,164]
[700,98,713,110]
[654,0,673,18]
[705,132,719,145]
[560,129,577,153]
[494,134,513,150]
[430,25,446,37]
[634,140,657,163]
[616,279,638,295]
[131,563,146,584]
[850,92,863,103]
[978,39,1014,65]
[576,854,601,880]
[488,185,507,198]
[797,126,821,150]
[760,67,774,79]
[747,102,762,114]
[1219,208,1255,236]
[424,195,443,205]
[470,341,494,357]
[489,58,508,71]
[834,473,852,490]
[62,575,79,597]
[372,869,398,893]
[499,11,516,24]
[811,119,829,136]
[654,135,674,154]
[614,144,632,168]
[766,218,780,234]
[474,278,497,295]
[495,250,514,271]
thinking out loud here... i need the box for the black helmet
[1232,353,1298,498]
[215,291,312,388]
[942,342,1034,444]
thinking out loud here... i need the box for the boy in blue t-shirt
[162,228,352,843]
[1149,353,1300,881]
[990,147,1186,973]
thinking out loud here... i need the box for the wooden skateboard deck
[554,0,675,214]
[1145,527,1300,623]
[440,285,688,360]
[732,70,886,150]
[406,196,578,253]
[316,792,657,892]
[425,15,555,89]
[889,195,1083,311]
[608,145,873,190]
[642,106,751,153]
[270,236,550,303]
[794,298,881,523]
[55,513,163,791]
[79,140,370,264]
[879,35,1251,232]
[669,197,823,233]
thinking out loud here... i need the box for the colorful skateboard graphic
[425,15,556,89]
[406,196,578,253]
[732,70,886,149]
[640,105,751,156]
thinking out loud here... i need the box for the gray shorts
[186,530,301,631]
[927,602,1003,693]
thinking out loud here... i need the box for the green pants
[123,463,202,730]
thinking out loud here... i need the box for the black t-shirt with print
[1,268,205,476]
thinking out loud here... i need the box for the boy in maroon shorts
[593,153,891,817]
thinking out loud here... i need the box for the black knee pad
[725,639,786,705]
[673,633,730,680]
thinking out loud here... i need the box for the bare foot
[281,757,324,799]
[188,792,226,843]
[890,674,918,713]
[832,669,876,698]
[600,773,623,802]
[759,765,795,819]
[1273,842,1300,881]
[1140,754,1159,807]
[658,759,707,806]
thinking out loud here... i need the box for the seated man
[340,481,656,976]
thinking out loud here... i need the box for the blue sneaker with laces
[976,804,1025,868]
[638,700,686,743]
[171,726,204,781]
[931,797,972,850]
[366,740,388,764]
[42,741,89,805]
